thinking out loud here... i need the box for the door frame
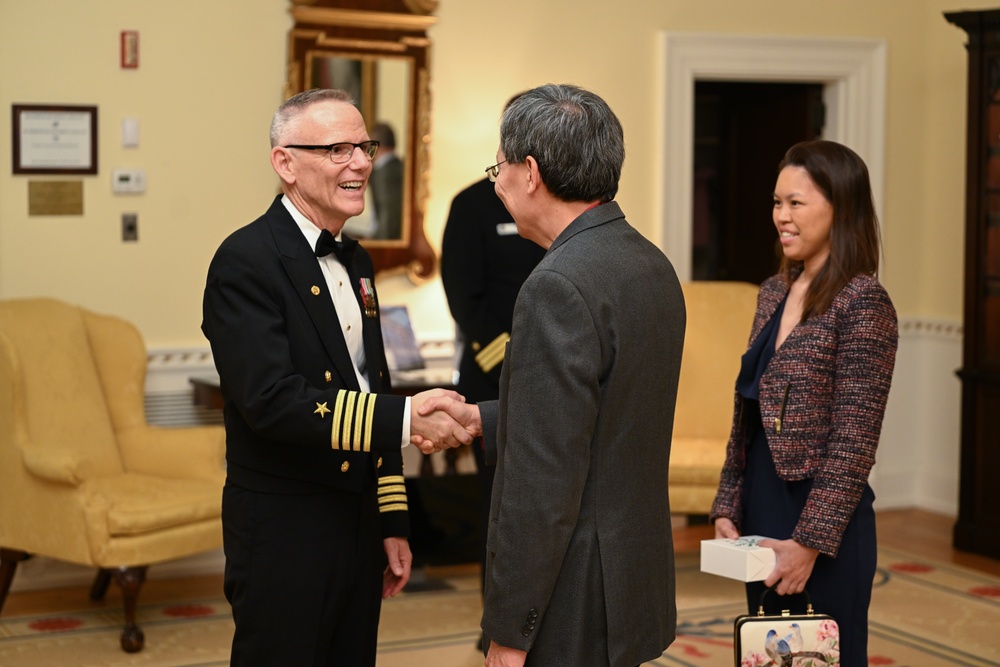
[659,33,887,281]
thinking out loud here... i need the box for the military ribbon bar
[359,278,377,318]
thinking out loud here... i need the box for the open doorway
[692,81,824,283]
[660,33,886,283]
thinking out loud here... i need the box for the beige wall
[0,0,289,346]
[0,0,989,346]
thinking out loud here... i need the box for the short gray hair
[499,84,624,203]
[270,88,355,148]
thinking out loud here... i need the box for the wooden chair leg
[89,568,113,601]
[0,548,30,615]
[112,565,148,653]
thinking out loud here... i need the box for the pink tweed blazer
[710,273,898,557]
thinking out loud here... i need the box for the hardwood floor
[3,509,998,619]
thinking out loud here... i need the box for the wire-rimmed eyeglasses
[284,141,380,163]
[485,159,507,182]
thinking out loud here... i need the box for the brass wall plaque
[28,180,83,216]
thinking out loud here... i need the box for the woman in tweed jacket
[711,140,898,665]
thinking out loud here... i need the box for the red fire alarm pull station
[121,31,139,69]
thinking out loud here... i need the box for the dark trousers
[222,482,386,666]
[741,409,877,667]
[472,436,495,595]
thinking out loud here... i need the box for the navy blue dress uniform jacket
[202,194,409,537]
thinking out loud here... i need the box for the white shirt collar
[281,194,343,249]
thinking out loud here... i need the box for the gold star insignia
[314,402,331,418]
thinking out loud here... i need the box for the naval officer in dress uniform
[202,88,471,666]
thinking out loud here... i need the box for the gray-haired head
[270,88,355,148]
[499,84,624,203]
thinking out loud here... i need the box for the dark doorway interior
[693,81,825,284]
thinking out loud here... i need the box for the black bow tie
[315,229,358,266]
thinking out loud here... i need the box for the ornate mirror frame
[286,0,438,280]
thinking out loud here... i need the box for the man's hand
[485,640,527,667]
[414,395,483,452]
[382,537,412,598]
[759,538,819,596]
[409,389,474,454]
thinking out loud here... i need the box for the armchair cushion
[669,437,732,485]
[82,474,221,537]
[117,425,226,485]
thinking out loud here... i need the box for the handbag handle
[756,586,817,617]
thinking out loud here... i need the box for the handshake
[409,389,483,454]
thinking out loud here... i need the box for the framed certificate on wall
[12,104,98,175]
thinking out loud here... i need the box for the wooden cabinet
[946,9,1000,559]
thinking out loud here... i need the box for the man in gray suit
[418,84,686,667]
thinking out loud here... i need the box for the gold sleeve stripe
[330,389,377,452]
[363,392,376,453]
[475,333,510,373]
[345,390,358,450]
[354,392,368,451]
[378,494,408,504]
[380,503,408,513]
[331,390,347,450]
[378,475,405,485]
[379,485,407,497]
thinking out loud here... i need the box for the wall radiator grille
[144,390,224,427]
[144,348,222,427]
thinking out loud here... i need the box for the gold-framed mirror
[285,0,437,280]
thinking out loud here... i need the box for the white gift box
[700,536,776,582]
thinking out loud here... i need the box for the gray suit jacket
[479,201,685,667]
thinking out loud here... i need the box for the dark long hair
[777,140,881,320]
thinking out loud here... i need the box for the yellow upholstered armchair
[669,281,759,516]
[0,298,225,652]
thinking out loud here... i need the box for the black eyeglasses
[485,159,507,182]
[284,141,380,163]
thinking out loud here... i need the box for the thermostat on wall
[112,168,146,194]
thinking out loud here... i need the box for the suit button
[341,461,350,473]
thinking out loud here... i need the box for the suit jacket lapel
[265,197,361,390]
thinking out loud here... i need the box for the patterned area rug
[1,547,998,666]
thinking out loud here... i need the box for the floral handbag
[734,588,839,666]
